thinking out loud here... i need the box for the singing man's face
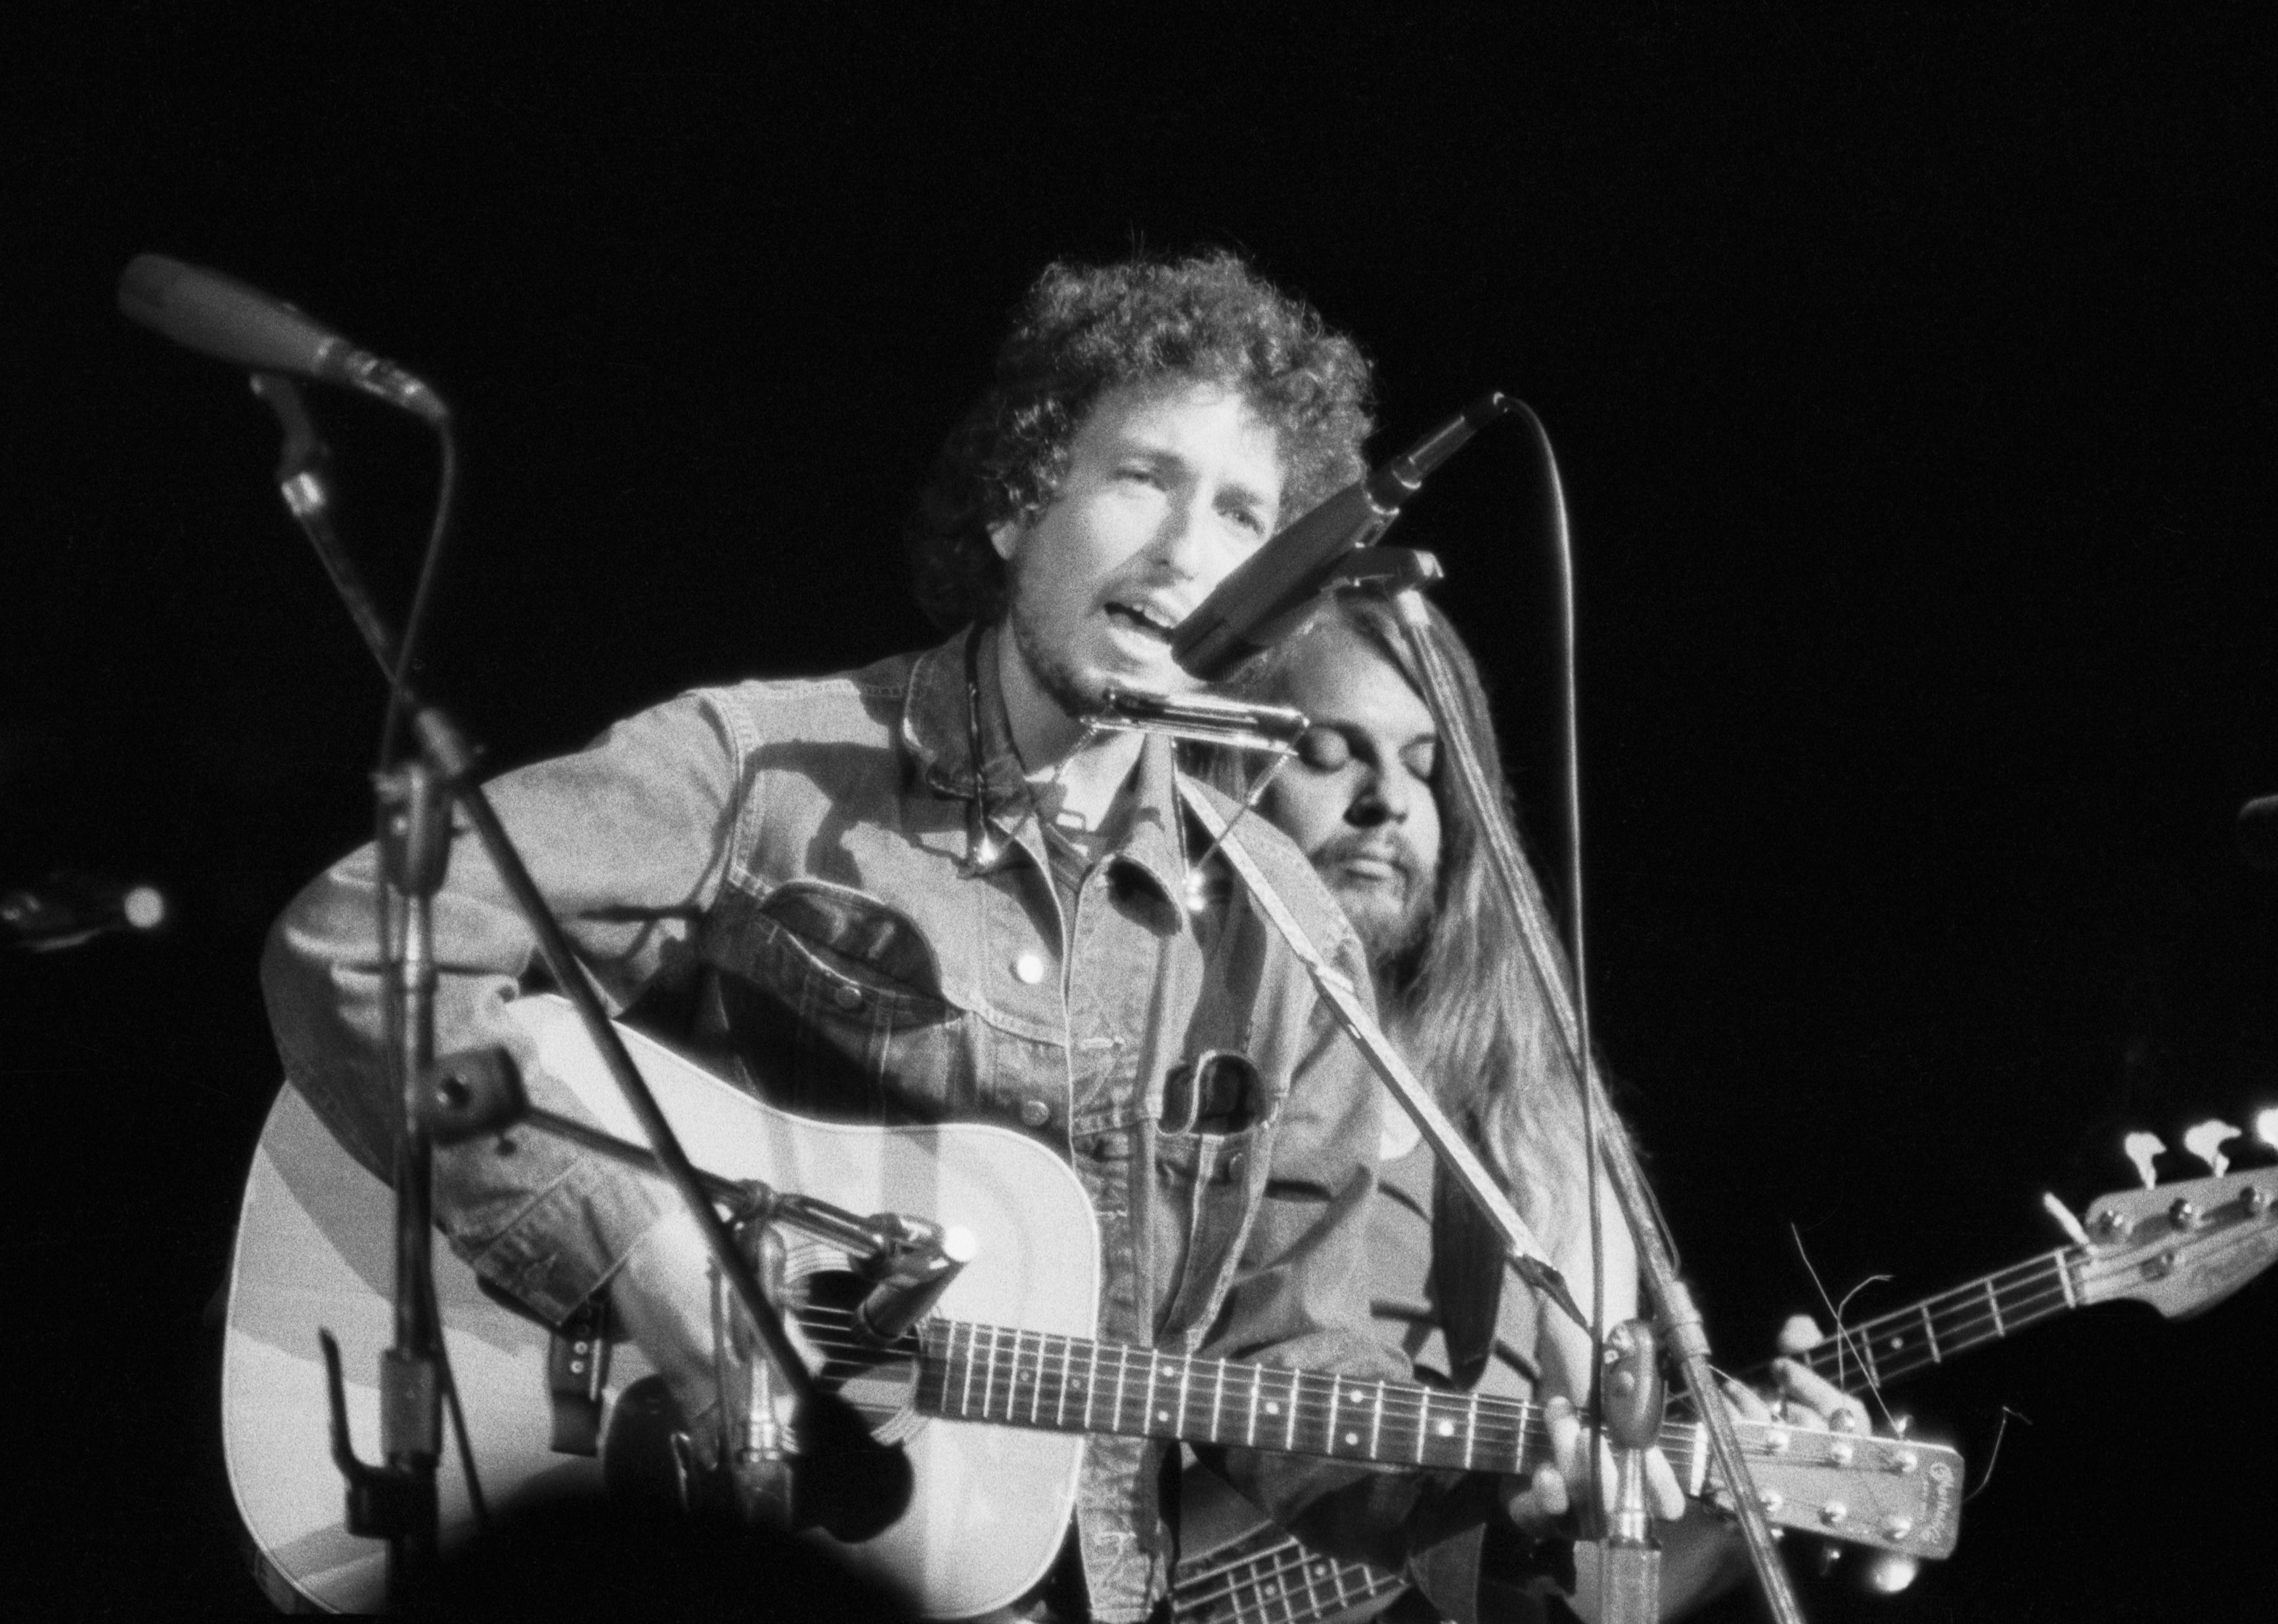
[991,380,1284,716]
[1260,623,1444,969]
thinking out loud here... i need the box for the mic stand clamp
[1596,1319,1666,1624]
[715,1207,797,1529]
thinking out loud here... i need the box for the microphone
[854,1223,975,1346]
[2,874,169,952]
[1171,390,1510,682]
[118,253,449,426]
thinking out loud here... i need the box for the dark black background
[7,7,2273,1617]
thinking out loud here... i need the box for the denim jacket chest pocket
[700,879,977,1122]
[1146,1051,1278,1346]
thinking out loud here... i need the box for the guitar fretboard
[1785,1247,2078,1391]
[912,1317,1709,1488]
[1172,1527,1404,1624]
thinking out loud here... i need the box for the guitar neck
[914,1317,1714,1484]
[1784,1245,2081,1391]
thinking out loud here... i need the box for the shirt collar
[901,623,1189,905]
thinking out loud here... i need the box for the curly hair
[906,252,1376,630]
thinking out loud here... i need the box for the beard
[1004,552,1103,721]
[1312,829,1436,981]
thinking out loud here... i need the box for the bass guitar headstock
[2076,1171,2278,1319]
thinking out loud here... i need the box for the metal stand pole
[374,760,451,1608]
[1383,584,1805,1624]
[248,374,818,1561]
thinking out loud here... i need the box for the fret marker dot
[1435,1420,1455,1437]
[1265,1401,1281,1415]
[1343,1431,1360,1445]
[1155,1409,1169,1422]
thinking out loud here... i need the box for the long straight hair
[1228,590,1605,1277]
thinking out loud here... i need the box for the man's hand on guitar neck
[1745,1315,1877,1436]
[1718,1355,1875,1447]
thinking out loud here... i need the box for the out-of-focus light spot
[1865,1553,1920,1594]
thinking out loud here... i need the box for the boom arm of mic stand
[250,380,815,1416]
[1381,581,1806,1624]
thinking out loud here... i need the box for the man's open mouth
[1105,602,1178,642]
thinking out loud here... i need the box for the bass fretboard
[1783,1248,2078,1390]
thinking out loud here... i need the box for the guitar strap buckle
[545,1295,613,1457]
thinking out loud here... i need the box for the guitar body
[224,996,1102,1617]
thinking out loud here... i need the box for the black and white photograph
[8,9,2273,1619]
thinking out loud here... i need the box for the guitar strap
[1431,1156,1507,1392]
[545,1295,614,1456]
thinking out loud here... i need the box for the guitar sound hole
[782,1258,922,1445]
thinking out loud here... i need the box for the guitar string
[1770,1217,2264,1396]
[792,1308,1553,1456]
[1177,1557,1402,1624]
[797,1319,1764,1494]
[1783,1251,2068,1379]
[1172,1536,1403,1617]
[789,1306,1936,1495]
[1810,1243,2178,1382]
[785,1311,1813,1485]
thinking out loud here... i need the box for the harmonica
[1090,687,1309,753]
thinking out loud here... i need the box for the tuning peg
[2040,1192,2093,1247]
[2181,1120,2242,1177]
[2122,1132,2166,1191]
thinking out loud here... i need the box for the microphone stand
[1372,405,1804,1622]
[247,376,819,1593]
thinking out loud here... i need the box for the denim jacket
[263,626,1509,1621]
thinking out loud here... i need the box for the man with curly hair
[264,252,1567,1620]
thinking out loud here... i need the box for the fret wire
[891,1319,1656,1478]
[1174,1539,1404,1624]
[1828,1250,2065,1348]
[1209,1359,1227,1443]
[1798,1252,2073,1380]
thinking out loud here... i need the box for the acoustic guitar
[225,996,1961,1616]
